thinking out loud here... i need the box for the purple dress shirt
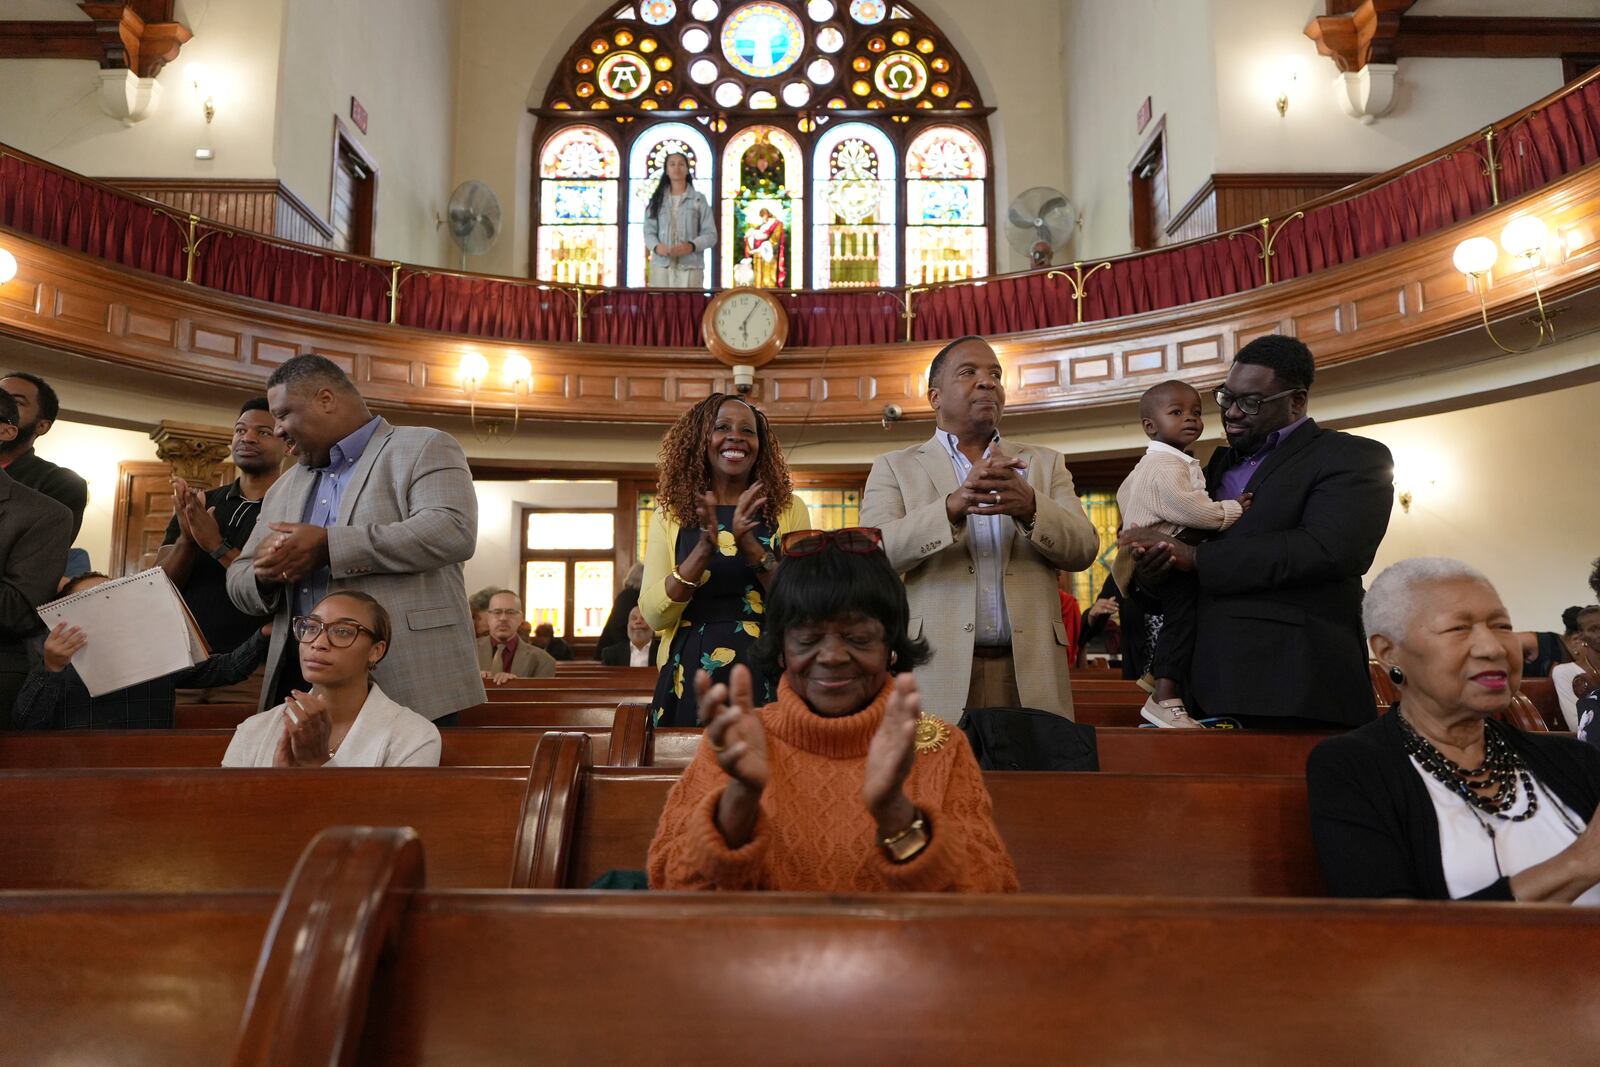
[1213,415,1309,501]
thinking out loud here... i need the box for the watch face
[713,292,779,352]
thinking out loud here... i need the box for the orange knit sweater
[647,678,1020,893]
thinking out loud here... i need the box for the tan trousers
[965,653,1021,711]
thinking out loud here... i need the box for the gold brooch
[913,714,950,754]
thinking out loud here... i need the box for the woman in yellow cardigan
[641,394,809,727]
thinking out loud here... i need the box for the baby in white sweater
[1114,381,1251,727]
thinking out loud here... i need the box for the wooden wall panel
[104,179,333,248]
[1168,173,1371,240]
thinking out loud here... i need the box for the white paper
[36,568,205,697]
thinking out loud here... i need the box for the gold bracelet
[670,567,707,589]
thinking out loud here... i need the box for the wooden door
[329,118,378,256]
[109,462,174,576]
[1129,118,1170,252]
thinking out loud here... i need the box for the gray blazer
[226,419,485,720]
[0,469,73,675]
[642,187,716,271]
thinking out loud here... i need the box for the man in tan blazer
[227,355,485,723]
[861,336,1100,723]
[477,589,557,684]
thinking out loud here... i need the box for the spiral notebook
[36,568,208,697]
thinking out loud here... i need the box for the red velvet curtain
[399,273,575,342]
[194,232,389,321]
[0,154,186,280]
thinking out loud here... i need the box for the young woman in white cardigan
[222,590,440,767]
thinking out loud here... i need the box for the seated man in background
[158,397,285,704]
[1,372,88,540]
[478,589,556,685]
[14,573,270,729]
[531,621,575,661]
[600,606,659,666]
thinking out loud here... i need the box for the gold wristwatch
[879,810,931,863]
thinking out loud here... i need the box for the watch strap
[207,542,232,562]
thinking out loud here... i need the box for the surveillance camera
[882,403,903,421]
[732,364,755,394]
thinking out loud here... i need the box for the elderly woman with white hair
[1308,557,1600,903]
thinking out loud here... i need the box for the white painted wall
[31,421,161,571]
[274,0,460,265]
[0,0,286,179]
[1353,379,1600,634]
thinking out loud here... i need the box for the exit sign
[1136,96,1152,133]
[350,97,368,135]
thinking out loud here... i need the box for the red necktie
[500,639,517,673]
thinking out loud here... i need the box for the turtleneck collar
[763,675,893,759]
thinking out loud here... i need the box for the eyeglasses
[291,616,379,647]
[485,608,521,618]
[1213,387,1300,416]
[780,527,884,558]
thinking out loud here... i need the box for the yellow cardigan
[639,496,811,668]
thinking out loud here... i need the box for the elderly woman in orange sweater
[648,528,1019,892]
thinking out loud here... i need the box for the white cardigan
[221,683,441,768]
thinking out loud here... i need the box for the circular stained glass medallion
[598,52,653,100]
[816,26,845,53]
[714,81,745,107]
[807,0,835,20]
[721,2,804,78]
[781,81,811,106]
[849,0,886,25]
[691,0,720,18]
[874,51,927,100]
[806,57,835,83]
[681,26,710,52]
[641,0,677,25]
[690,58,720,83]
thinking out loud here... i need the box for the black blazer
[0,469,73,674]
[598,639,659,667]
[1189,420,1393,725]
[1307,710,1600,900]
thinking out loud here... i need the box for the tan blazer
[477,636,557,679]
[860,437,1100,724]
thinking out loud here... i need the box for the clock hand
[741,303,757,329]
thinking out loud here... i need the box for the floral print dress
[650,505,775,728]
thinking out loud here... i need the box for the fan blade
[1006,205,1036,231]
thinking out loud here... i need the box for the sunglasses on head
[780,527,884,558]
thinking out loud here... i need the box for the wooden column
[150,420,233,487]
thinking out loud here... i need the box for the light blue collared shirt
[294,416,382,616]
[938,429,1014,648]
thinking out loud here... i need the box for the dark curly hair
[1591,557,1600,602]
[750,545,931,680]
[655,393,792,529]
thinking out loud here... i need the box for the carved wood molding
[1308,3,1600,74]
[0,2,191,78]
[150,420,232,485]
[1,162,1598,425]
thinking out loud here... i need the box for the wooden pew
[6,829,1595,1066]
[0,759,583,891]
[548,735,1321,895]
[175,700,650,731]
[0,706,653,769]
[482,686,651,703]
[647,726,1329,776]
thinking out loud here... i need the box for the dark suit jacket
[0,468,73,674]
[5,449,88,540]
[599,638,659,666]
[1308,710,1600,899]
[1188,420,1392,726]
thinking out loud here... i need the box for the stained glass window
[811,123,895,289]
[849,0,886,25]
[641,0,677,24]
[626,122,715,287]
[722,125,804,288]
[721,3,804,78]
[793,487,861,530]
[905,125,988,284]
[1070,491,1120,607]
[536,126,621,286]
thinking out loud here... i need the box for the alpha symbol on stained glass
[598,52,653,99]
[721,2,805,78]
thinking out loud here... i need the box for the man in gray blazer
[861,336,1100,724]
[227,356,484,721]
[0,391,73,719]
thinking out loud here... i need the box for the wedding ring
[990,489,1001,499]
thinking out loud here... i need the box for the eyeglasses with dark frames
[780,527,884,558]
[1213,386,1300,416]
[291,616,379,647]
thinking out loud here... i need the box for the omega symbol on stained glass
[598,52,653,100]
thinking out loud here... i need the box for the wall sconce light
[1275,64,1299,117]
[0,247,17,286]
[459,349,532,440]
[1451,215,1556,353]
[187,63,216,123]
